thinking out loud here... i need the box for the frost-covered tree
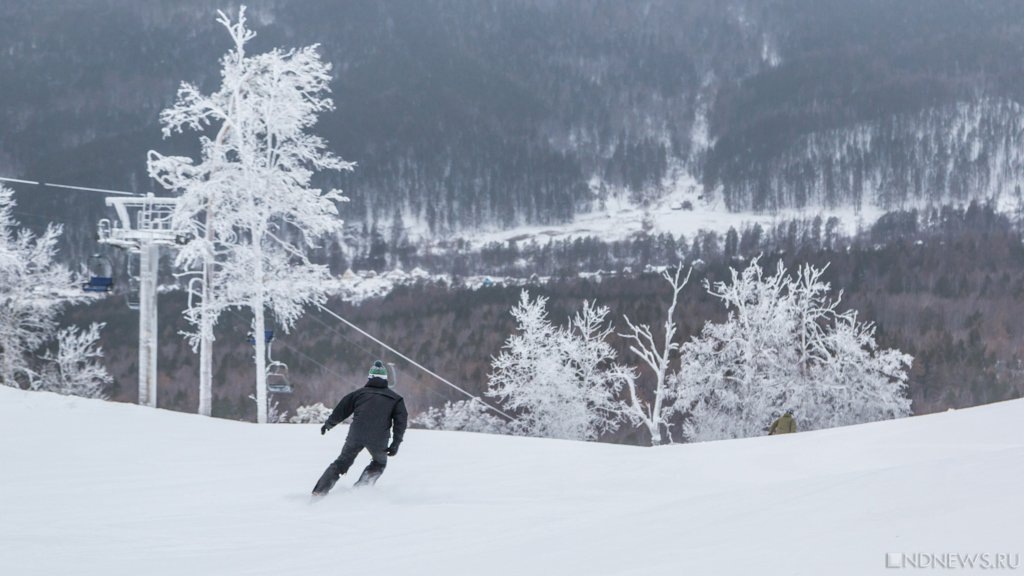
[414,398,508,435]
[488,291,577,439]
[487,292,625,441]
[619,265,692,445]
[148,6,354,423]
[248,394,289,423]
[803,313,913,428]
[268,401,288,424]
[678,261,793,441]
[0,186,86,388]
[289,402,333,424]
[680,259,912,441]
[36,323,112,400]
[564,299,632,436]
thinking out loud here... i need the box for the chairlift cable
[302,308,386,359]
[315,302,515,421]
[0,176,143,197]
[304,304,495,403]
[10,210,78,225]
[226,308,461,406]
[224,308,342,379]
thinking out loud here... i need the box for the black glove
[321,423,331,435]
[387,443,400,457]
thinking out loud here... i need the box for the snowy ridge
[1,386,1021,575]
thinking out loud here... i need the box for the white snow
[1,386,1022,575]
[321,268,536,304]
[462,167,886,249]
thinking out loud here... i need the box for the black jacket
[326,377,408,448]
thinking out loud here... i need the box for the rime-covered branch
[618,264,692,445]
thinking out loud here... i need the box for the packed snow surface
[1,387,1022,575]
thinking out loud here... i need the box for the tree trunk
[198,328,213,416]
[650,421,663,446]
[253,244,268,424]
[254,302,268,424]
[197,263,213,417]
[650,367,666,446]
[1,339,14,388]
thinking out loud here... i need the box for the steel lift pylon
[97,194,180,408]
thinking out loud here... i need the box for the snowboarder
[312,360,408,495]
[768,410,797,435]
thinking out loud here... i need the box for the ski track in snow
[1,387,1022,575]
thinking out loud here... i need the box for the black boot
[312,466,340,495]
[354,459,386,487]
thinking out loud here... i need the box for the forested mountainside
[71,204,1024,443]
[707,0,1024,211]
[714,99,1024,211]
[4,0,1024,263]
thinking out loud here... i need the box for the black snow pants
[313,440,388,494]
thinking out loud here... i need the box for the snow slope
[1,387,1021,575]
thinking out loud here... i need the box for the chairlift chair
[96,218,112,242]
[266,361,293,394]
[247,330,275,346]
[126,276,141,310]
[261,333,292,394]
[82,254,114,293]
[122,251,142,309]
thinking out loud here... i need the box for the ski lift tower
[97,194,180,408]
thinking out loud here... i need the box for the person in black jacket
[312,360,409,495]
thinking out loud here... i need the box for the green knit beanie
[368,360,388,380]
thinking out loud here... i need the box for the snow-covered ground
[321,267,533,304]
[468,196,886,249]
[1,387,1021,575]
[461,168,888,248]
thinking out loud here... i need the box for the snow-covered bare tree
[248,394,289,423]
[564,299,631,436]
[678,260,794,441]
[0,186,86,388]
[679,258,912,442]
[148,6,354,422]
[289,402,333,424]
[488,291,576,439]
[414,398,508,435]
[487,291,625,441]
[802,312,913,428]
[268,401,288,424]
[36,323,112,399]
[619,265,692,445]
